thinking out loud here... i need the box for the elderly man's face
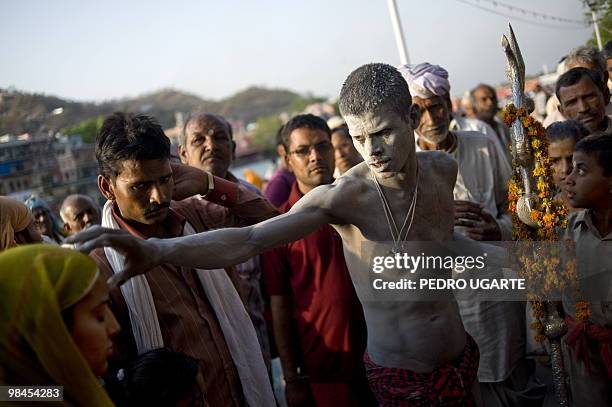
[558,76,609,134]
[412,95,450,144]
[345,104,419,174]
[473,87,498,121]
[63,197,101,234]
[331,127,363,175]
[284,127,334,193]
[32,207,54,237]
[180,116,234,178]
[99,158,173,225]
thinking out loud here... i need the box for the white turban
[397,63,451,99]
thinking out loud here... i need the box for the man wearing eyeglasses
[261,114,373,407]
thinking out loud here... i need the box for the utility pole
[587,1,603,50]
[387,0,410,65]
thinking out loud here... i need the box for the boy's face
[548,138,575,190]
[565,150,612,209]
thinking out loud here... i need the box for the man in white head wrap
[397,64,505,156]
[399,62,546,407]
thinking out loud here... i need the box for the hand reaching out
[64,225,164,288]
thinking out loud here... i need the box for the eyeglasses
[289,141,332,157]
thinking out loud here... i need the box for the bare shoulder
[416,151,457,189]
[293,162,370,213]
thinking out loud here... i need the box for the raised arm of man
[67,180,344,287]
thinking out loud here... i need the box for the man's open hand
[64,225,163,288]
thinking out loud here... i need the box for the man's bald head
[339,63,413,120]
[60,194,101,234]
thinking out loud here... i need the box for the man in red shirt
[262,114,374,407]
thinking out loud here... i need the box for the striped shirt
[91,176,277,407]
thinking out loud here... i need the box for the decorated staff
[501,24,571,407]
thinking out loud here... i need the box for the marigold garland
[503,104,590,342]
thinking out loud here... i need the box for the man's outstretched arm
[67,183,336,287]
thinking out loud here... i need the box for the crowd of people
[1,41,612,407]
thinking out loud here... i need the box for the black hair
[338,63,412,119]
[469,83,497,101]
[107,348,200,407]
[574,135,612,177]
[603,41,612,61]
[180,113,233,146]
[95,112,170,178]
[555,67,606,102]
[275,123,285,147]
[331,125,351,141]
[279,114,330,152]
[546,120,590,143]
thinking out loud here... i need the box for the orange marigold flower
[534,334,547,343]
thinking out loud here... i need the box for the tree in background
[62,116,104,144]
[585,0,612,47]
[252,115,283,152]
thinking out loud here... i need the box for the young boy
[562,134,612,406]
[546,120,589,211]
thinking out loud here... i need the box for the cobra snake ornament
[502,24,569,407]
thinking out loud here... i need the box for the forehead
[186,117,229,135]
[474,87,494,98]
[68,197,95,211]
[560,76,599,99]
[344,108,404,135]
[115,158,172,182]
[548,138,575,155]
[412,95,444,107]
[288,127,330,147]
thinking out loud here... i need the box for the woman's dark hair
[107,348,200,407]
[546,120,589,143]
[96,112,171,178]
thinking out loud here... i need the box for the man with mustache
[400,64,547,407]
[178,113,271,362]
[261,114,372,406]
[60,194,101,234]
[557,67,612,137]
[90,112,277,407]
[70,64,495,406]
[399,63,512,242]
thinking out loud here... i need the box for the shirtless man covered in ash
[69,63,482,406]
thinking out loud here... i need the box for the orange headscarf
[0,196,34,250]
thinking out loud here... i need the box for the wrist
[202,171,214,198]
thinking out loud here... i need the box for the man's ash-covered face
[99,158,174,226]
[344,104,419,173]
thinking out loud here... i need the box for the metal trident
[502,24,537,227]
[502,24,569,407]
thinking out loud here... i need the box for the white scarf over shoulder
[102,201,274,406]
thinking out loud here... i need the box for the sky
[0,0,594,103]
